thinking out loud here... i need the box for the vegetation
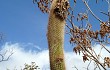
[34,0,69,69]
[34,0,110,70]
[0,33,13,62]
[7,62,40,70]
[23,62,40,70]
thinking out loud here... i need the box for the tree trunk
[47,0,66,70]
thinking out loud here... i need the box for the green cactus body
[47,0,68,70]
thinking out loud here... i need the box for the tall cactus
[47,0,69,70]
[35,0,69,69]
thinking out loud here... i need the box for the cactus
[47,0,69,70]
[35,0,69,69]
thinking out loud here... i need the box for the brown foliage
[104,57,110,68]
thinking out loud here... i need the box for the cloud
[0,42,110,70]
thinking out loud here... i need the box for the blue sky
[0,0,110,70]
[0,0,74,51]
[0,0,109,51]
[0,0,49,49]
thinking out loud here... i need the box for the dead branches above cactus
[65,0,110,69]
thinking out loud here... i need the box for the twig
[73,66,78,70]
[85,48,106,70]
[65,23,72,30]
[100,43,110,53]
[100,11,109,16]
[82,0,103,23]
[0,50,14,62]
[71,11,74,28]
[67,17,74,29]
[87,60,92,70]
[65,24,73,37]
[105,0,109,4]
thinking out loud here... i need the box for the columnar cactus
[47,0,69,70]
[35,0,69,69]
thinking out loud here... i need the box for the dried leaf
[73,47,77,54]
[104,57,110,68]
[83,54,89,62]
[73,45,81,55]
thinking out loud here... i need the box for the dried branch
[87,60,92,70]
[73,66,78,70]
[100,43,110,53]
[82,0,102,23]
[35,0,110,69]
[85,49,106,70]
[100,11,109,16]
[0,50,13,62]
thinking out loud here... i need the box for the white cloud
[0,42,110,70]
[0,42,49,70]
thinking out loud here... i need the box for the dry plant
[7,62,40,70]
[34,0,110,70]
[23,62,40,70]
[34,0,70,69]
[0,49,13,62]
[66,0,110,70]
[0,32,13,62]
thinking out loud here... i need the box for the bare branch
[73,66,79,70]
[100,43,110,53]
[82,0,103,23]
[0,50,13,62]
[100,11,109,16]
[85,49,106,70]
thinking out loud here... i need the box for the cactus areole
[47,0,69,70]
